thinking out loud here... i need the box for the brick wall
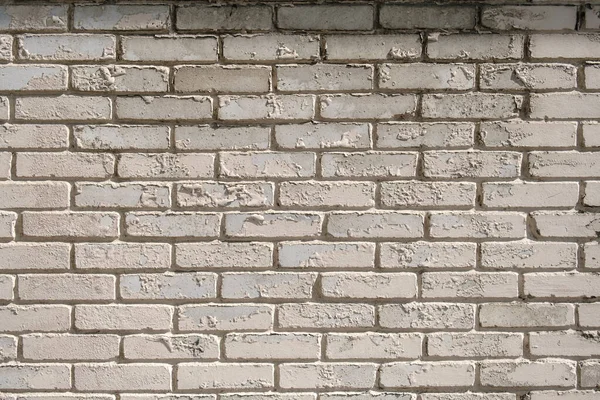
[0,1,599,398]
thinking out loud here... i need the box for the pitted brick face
[0,1,598,398]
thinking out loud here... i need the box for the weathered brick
[118,153,214,179]
[75,242,171,271]
[17,152,114,179]
[72,65,168,93]
[380,362,475,388]
[0,124,68,149]
[422,272,518,299]
[481,240,577,270]
[225,333,321,360]
[277,64,373,92]
[279,363,377,389]
[529,331,600,357]
[220,95,314,121]
[529,391,600,400]
[585,181,600,206]
[328,211,423,239]
[381,181,475,208]
[325,34,421,61]
[125,212,220,238]
[223,34,319,62]
[530,93,600,119]
[277,241,375,269]
[16,95,112,121]
[0,64,67,91]
[533,211,600,238]
[376,122,474,149]
[18,273,115,301]
[177,363,273,390]
[579,303,600,327]
[74,5,170,31]
[0,97,7,121]
[175,65,271,94]
[123,334,219,360]
[75,304,173,331]
[482,182,578,208]
[220,152,315,178]
[479,303,575,328]
[0,335,17,361]
[0,182,69,209]
[22,333,119,361]
[75,363,172,392]
[428,34,524,60]
[423,151,522,178]
[22,211,119,239]
[422,93,522,120]
[279,181,375,208]
[379,303,475,330]
[278,303,375,329]
[524,272,600,298]
[380,5,476,30]
[326,333,421,360]
[321,272,417,299]
[0,243,70,271]
[176,181,273,209]
[221,272,316,299]
[581,361,600,388]
[584,243,600,270]
[321,152,417,178]
[481,6,577,30]
[121,36,217,62]
[176,5,272,31]
[530,34,600,59]
[17,34,115,61]
[380,242,476,269]
[75,182,170,209]
[175,242,273,270]
[177,304,273,332]
[116,96,212,121]
[0,305,71,332]
[0,275,14,301]
[176,125,270,150]
[0,5,67,31]
[480,63,577,90]
[427,332,523,358]
[0,364,71,390]
[480,360,576,388]
[380,63,475,90]
[320,94,416,120]
[480,121,577,148]
[584,65,600,89]
[278,5,373,31]
[0,211,16,239]
[430,211,526,239]
[74,125,170,150]
[225,212,322,238]
[120,272,217,300]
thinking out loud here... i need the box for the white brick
[380,5,476,29]
[427,332,523,358]
[277,64,373,92]
[531,34,600,59]
[219,95,314,121]
[321,152,417,178]
[74,363,171,392]
[18,274,115,301]
[223,34,319,62]
[225,333,321,360]
[75,182,170,209]
[322,393,412,400]
[530,331,600,357]
[177,304,273,332]
[17,152,114,179]
[220,152,315,178]
[0,305,71,332]
[482,182,578,208]
[479,303,575,328]
[422,93,522,120]
[72,65,168,92]
[120,272,217,300]
[16,95,112,121]
[0,182,69,209]
[0,97,7,121]
[481,6,577,30]
[0,275,14,301]
[74,125,170,150]
[176,125,270,150]
[0,36,10,61]
[480,121,577,148]
[587,64,600,89]
[75,242,171,271]
[221,395,313,400]
[430,212,526,239]
[225,212,322,238]
[176,5,272,31]
[175,65,271,94]
[530,151,600,177]
[121,36,217,62]
[276,121,371,149]
[0,364,71,390]
[17,34,115,61]
[584,243,600,270]
[480,63,577,90]
[278,5,373,31]
[279,363,377,390]
[0,64,67,91]
[0,5,67,31]
[74,5,170,31]
[326,333,422,360]
[116,96,212,121]
[325,34,421,61]
[422,272,518,299]
[279,181,375,208]
[176,242,273,270]
[75,305,173,331]
[581,361,600,388]
[530,391,600,400]
[123,334,219,360]
[381,181,475,208]
[221,272,316,299]
[580,304,600,327]
[533,211,600,238]
[22,334,119,361]
[277,241,375,269]
[378,303,474,330]
[585,181,600,206]
[423,151,522,178]
[320,94,416,120]
[380,362,475,388]
[530,93,600,119]
[0,335,17,361]
[176,181,273,209]
[524,272,600,298]
[380,63,475,90]
[118,153,214,179]
[376,122,474,149]
[126,212,220,238]
[481,240,577,270]
[428,34,524,60]
[0,124,68,149]
[480,360,576,388]
[278,303,375,329]
[177,363,273,390]
[0,212,16,239]
[380,242,476,269]
[328,211,423,239]
[22,211,119,239]
[321,272,417,299]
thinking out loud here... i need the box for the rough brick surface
[0,1,597,398]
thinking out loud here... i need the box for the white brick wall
[0,2,598,398]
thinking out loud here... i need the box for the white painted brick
[321,152,417,178]
[119,152,214,178]
[0,335,17,361]
[0,36,11,61]
[584,243,600,270]
[424,151,522,178]
[74,5,170,31]
[381,181,475,208]
[123,334,219,360]
[225,333,321,360]
[529,391,600,400]
[380,5,476,29]
[581,361,600,388]
[320,272,417,299]
[74,363,172,392]
[175,65,271,94]
[480,121,577,148]
[279,181,375,208]
[277,64,373,92]
[0,305,71,332]
[325,333,422,360]
[428,34,524,60]
[76,182,171,209]
[422,272,518,299]
[120,272,217,300]
[530,34,600,59]
[223,34,319,62]
[17,152,114,179]
[75,242,171,271]
[378,303,475,330]
[16,95,112,121]
[17,34,115,61]
[126,212,220,238]
[482,181,578,208]
[376,122,474,149]
[22,211,119,239]
[481,240,578,270]
[430,211,526,239]
[380,362,475,388]
[480,63,577,90]
[176,125,270,151]
[322,393,414,400]
[72,66,168,93]
[325,34,421,61]
[421,394,515,400]
[221,272,316,299]
[380,63,475,90]
[74,124,170,150]
[278,5,373,31]
[18,273,115,301]
[279,363,377,389]
[177,304,274,332]
[0,5,67,31]
[530,331,600,357]
[116,96,212,121]
[0,124,68,149]
[328,211,423,239]
[380,242,476,269]
[587,64,600,89]
[278,303,375,329]
[0,211,16,239]
[530,151,600,178]
[220,152,315,178]
[580,304,600,327]
[177,363,273,390]
[585,181,600,206]
[176,5,272,31]
[0,64,67,91]
[225,212,322,238]
[533,211,600,238]
[481,6,577,30]
[220,395,313,400]
[0,182,69,209]
[320,94,416,120]
[0,275,14,301]
[121,36,217,62]
[480,360,576,388]
[0,364,71,390]
[22,333,119,361]
[0,97,7,121]
[427,332,523,358]
[176,181,273,209]
[524,272,600,298]
[176,242,273,270]
[277,241,375,269]
[75,304,173,331]
[422,93,522,120]
[479,303,575,328]
[530,93,600,119]
[219,95,314,121]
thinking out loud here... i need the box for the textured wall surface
[0,1,599,399]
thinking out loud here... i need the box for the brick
[587,6,600,29]
[321,393,412,400]
[225,212,322,238]
[380,242,476,269]
[0,335,17,361]
[117,96,212,121]
[585,242,600,269]
[118,153,214,179]
[378,303,474,330]
[120,272,217,300]
[530,331,600,357]
[121,36,217,62]
[276,122,371,150]
[221,395,312,400]
[422,272,518,299]
[175,65,270,94]
[0,211,15,239]
[481,240,577,270]
[580,303,600,327]
[223,34,319,62]
[225,333,321,360]
[428,34,524,60]
[125,212,220,238]
[585,64,600,89]
[482,182,578,208]
[530,391,600,400]
[176,181,273,208]
[479,303,575,328]
[530,151,600,178]
[380,63,475,90]
[75,242,171,271]
[278,5,373,31]
[326,333,421,360]
[422,395,514,400]
[176,5,272,31]
[480,121,577,148]
[17,34,115,61]
[530,34,600,59]
[177,304,274,332]
[481,6,577,30]
[220,95,314,121]
[177,363,273,390]
[423,151,522,178]
[18,273,115,301]
[422,93,522,120]
[0,275,13,300]
[0,305,70,332]
[480,360,576,388]
[17,152,114,179]
[72,66,168,93]
[427,332,523,358]
[328,211,423,239]
[221,272,316,299]
[74,363,171,392]
[0,124,68,149]
[75,305,173,331]
[325,34,421,61]
[585,181,600,206]
[0,395,115,400]
[123,334,219,360]
[380,5,476,30]
[176,242,273,270]
[22,211,119,239]
[0,97,7,120]
[524,272,600,298]
[381,181,475,208]
[581,361,600,388]
[277,241,375,269]
[75,182,171,209]
[176,125,269,151]
[279,181,375,208]
[321,272,417,299]
[430,211,525,239]
[533,212,600,238]
[22,333,119,361]
[531,93,600,119]
[376,122,474,149]
[321,152,417,178]
[320,94,416,120]
[480,63,577,90]
[0,64,67,91]
[220,152,315,178]
[0,182,69,209]
[0,243,69,271]
[16,95,112,121]
[0,364,71,390]
[380,362,475,388]
[278,303,375,329]
[0,5,67,31]
[277,64,373,92]
[74,124,170,150]
[74,5,170,31]
[279,363,377,389]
